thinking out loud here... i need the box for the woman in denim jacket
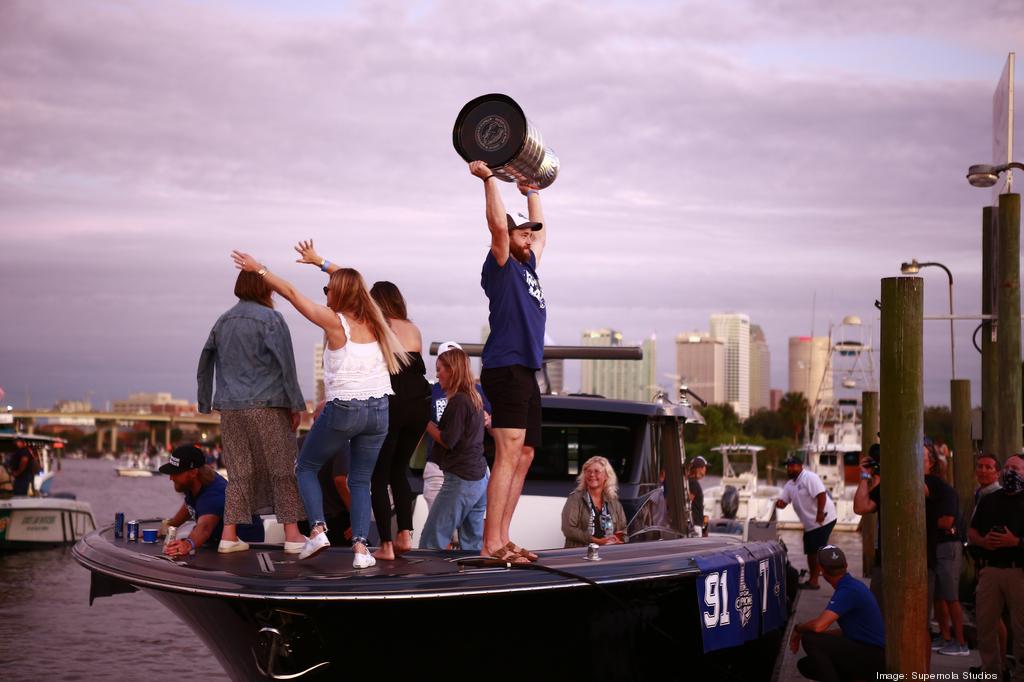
[197,270,308,553]
[231,249,409,568]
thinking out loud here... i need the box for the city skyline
[2,1,1020,410]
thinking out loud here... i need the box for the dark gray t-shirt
[435,392,486,481]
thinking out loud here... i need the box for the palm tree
[778,392,810,442]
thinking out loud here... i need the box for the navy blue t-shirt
[184,474,261,546]
[480,250,546,370]
[825,573,886,648]
[426,382,491,464]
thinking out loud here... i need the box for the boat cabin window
[819,453,838,466]
[532,408,645,482]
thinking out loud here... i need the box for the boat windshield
[532,408,645,482]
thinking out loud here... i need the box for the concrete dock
[775,529,982,681]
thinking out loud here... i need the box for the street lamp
[965,162,1024,188]
[900,259,955,379]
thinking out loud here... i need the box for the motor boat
[702,444,781,541]
[1,432,96,550]
[74,347,795,681]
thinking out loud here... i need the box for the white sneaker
[283,537,308,555]
[217,538,250,554]
[353,550,376,569]
[298,532,330,560]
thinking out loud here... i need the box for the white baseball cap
[436,341,463,356]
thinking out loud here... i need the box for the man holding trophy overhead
[469,159,548,564]
[454,93,558,564]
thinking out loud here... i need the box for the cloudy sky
[1,0,1021,411]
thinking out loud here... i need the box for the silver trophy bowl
[453,94,559,189]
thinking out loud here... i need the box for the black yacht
[74,347,794,681]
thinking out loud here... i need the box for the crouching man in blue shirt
[159,445,262,558]
[790,545,886,682]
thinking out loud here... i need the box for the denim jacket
[197,301,306,413]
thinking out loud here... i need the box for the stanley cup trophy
[452,94,559,189]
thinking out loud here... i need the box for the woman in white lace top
[231,249,408,568]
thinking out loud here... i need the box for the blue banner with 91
[695,544,787,653]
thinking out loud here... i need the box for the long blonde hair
[574,456,619,501]
[437,348,482,412]
[326,268,410,374]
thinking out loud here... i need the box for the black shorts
[803,520,836,555]
[480,364,542,448]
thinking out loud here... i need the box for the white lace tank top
[323,313,394,402]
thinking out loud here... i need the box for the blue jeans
[296,397,388,545]
[419,471,488,551]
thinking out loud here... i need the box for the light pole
[966,161,1024,187]
[900,259,955,379]
[966,161,1022,458]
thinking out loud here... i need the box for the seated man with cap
[791,545,886,682]
[160,444,262,558]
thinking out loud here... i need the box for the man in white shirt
[776,454,838,589]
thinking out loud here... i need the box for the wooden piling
[997,193,1022,457]
[951,378,976,599]
[879,276,928,674]
[981,206,998,454]
[860,390,879,576]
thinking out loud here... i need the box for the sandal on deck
[505,542,539,562]
[486,547,529,566]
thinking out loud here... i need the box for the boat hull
[74,526,791,681]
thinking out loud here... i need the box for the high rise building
[675,332,725,404]
[770,388,784,412]
[710,313,751,419]
[313,342,325,404]
[788,336,831,404]
[749,324,771,414]
[580,329,656,402]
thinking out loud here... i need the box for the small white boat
[0,495,96,549]
[703,444,781,540]
[114,453,160,477]
[1,433,97,550]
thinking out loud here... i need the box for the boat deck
[74,523,763,600]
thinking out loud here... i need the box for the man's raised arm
[520,182,546,266]
[469,161,510,265]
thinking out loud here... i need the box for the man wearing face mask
[776,453,838,589]
[968,454,1024,681]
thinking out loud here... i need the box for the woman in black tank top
[368,282,430,559]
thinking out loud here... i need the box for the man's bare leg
[500,445,534,547]
[806,551,820,587]
[482,427,525,555]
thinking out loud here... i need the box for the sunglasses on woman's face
[323,286,329,295]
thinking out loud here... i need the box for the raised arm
[231,251,341,335]
[469,161,511,266]
[519,181,546,266]
[294,239,341,275]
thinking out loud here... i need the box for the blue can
[141,528,158,543]
[126,520,139,542]
[114,512,125,539]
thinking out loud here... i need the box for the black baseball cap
[506,213,542,232]
[690,456,708,468]
[817,544,847,570]
[784,453,803,465]
[159,445,206,475]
